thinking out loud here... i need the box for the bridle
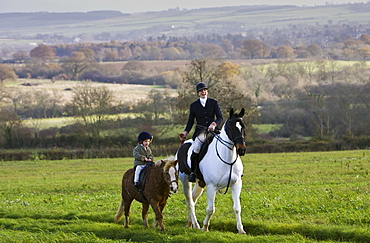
[212,118,246,162]
[211,117,246,193]
[165,167,178,193]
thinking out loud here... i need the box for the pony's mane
[154,156,177,171]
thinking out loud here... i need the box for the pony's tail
[114,200,124,222]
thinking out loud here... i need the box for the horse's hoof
[238,230,246,234]
[194,223,201,229]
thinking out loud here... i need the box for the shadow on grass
[210,221,370,242]
[2,212,369,242]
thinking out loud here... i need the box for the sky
[0,0,365,13]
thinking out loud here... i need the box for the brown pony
[114,157,178,231]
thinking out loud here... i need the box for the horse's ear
[239,108,245,118]
[229,108,234,118]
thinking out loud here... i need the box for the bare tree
[60,53,94,80]
[182,59,220,88]
[66,82,115,147]
[13,51,29,63]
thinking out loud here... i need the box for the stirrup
[188,173,196,182]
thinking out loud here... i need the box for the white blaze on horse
[176,108,247,234]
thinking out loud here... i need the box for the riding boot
[189,152,198,182]
[134,182,141,191]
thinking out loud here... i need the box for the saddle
[177,134,215,188]
[198,133,215,161]
[136,161,155,191]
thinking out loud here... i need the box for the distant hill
[1,3,370,43]
[0,11,127,28]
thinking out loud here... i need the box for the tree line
[0,58,369,154]
[1,32,369,85]
[7,33,370,64]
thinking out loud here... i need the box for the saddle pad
[138,161,155,189]
[177,142,191,174]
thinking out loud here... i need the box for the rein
[196,122,245,194]
[212,132,239,194]
[212,121,245,194]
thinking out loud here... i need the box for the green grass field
[253,124,282,134]
[1,150,369,242]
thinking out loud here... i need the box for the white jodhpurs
[192,131,210,153]
[134,165,145,183]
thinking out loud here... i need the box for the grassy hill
[1,3,370,38]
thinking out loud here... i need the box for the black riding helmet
[138,131,153,143]
[196,82,208,92]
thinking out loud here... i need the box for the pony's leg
[154,201,167,229]
[142,202,150,229]
[180,174,200,229]
[231,180,246,234]
[149,201,165,231]
[122,198,133,228]
[202,184,216,232]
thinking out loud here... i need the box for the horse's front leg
[202,184,216,232]
[142,202,149,229]
[180,174,200,229]
[150,200,165,231]
[192,182,204,204]
[154,201,167,229]
[231,180,246,234]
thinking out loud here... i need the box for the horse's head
[225,108,247,156]
[161,157,179,193]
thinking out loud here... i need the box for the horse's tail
[114,199,125,222]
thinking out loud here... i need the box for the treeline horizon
[1,58,370,154]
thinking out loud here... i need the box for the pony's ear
[239,108,245,118]
[229,108,234,118]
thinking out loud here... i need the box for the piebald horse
[176,108,247,234]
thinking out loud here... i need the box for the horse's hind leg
[231,181,246,234]
[142,202,149,228]
[115,198,133,228]
[123,199,133,228]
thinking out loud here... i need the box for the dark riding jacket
[184,98,223,140]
